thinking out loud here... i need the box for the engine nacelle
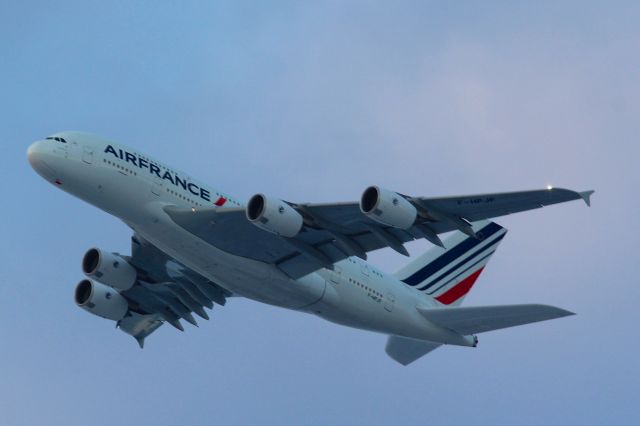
[74,279,128,321]
[360,186,417,229]
[82,248,137,291]
[246,194,304,238]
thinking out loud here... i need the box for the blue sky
[2,1,639,425]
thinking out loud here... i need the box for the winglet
[135,336,145,349]
[579,190,595,207]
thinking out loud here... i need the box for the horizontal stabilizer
[385,335,442,366]
[417,304,574,336]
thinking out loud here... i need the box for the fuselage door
[360,262,370,284]
[151,180,162,196]
[384,292,395,312]
[329,268,341,285]
[53,142,69,159]
[360,262,370,276]
[82,146,93,164]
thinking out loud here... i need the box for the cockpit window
[45,136,67,143]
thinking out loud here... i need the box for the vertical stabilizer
[394,220,507,306]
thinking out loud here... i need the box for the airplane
[27,131,594,365]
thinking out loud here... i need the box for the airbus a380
[27,131,593,365]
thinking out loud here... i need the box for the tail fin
[394,220,507,306]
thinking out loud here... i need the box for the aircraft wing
[115,234,231,346]
[417,304,575,336]
[413,187,594,221]
[164,187,592,279]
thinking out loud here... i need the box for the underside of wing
[113,235,232,346]
[413,188,594,222]
[163,187,592,279]
[163,204,418,279]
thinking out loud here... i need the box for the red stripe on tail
[434,268,485,305]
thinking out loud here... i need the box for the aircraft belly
[305,270,443,339]
[306,278,396,333]
[129,205,454,339]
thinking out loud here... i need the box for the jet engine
[82,248,137,291]
[360,186,417,229]
[74,279,128,321]
[246,194,303,237]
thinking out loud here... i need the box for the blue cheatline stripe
[426,250,497,295]
[417,233,506,291]
[402,222,503,287]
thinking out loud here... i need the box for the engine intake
[246,194,303,237]
[75,279,128,321]
[360,186,417,229]
[82,248,137,291]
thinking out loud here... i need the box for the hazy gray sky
[2,1,638,425]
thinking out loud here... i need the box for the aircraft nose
[27,140,42,165]
[27,140,47,169]
[27,140,59,181]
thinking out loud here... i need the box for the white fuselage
[28,132,470,344]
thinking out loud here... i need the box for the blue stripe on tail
[402,222,503,287]
[418,233,506,291]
